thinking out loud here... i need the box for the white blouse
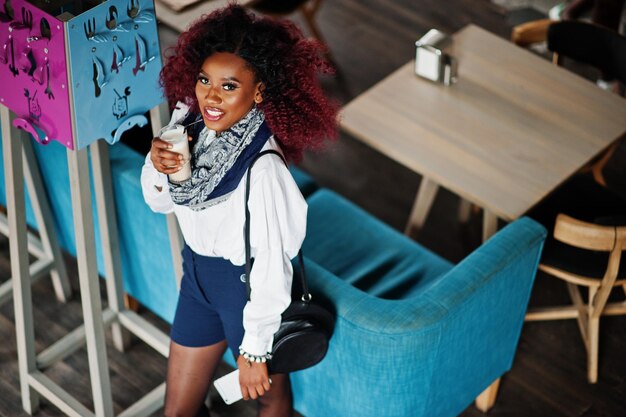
[140,105,308,356]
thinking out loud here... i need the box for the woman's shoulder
[249,137,303,198]
[251,137,289,174]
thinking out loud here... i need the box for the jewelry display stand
[2,104,175,417]
[0,0,180,414]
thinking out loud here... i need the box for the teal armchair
[290,190,547,417]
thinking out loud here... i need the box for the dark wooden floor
[2,0,626,416]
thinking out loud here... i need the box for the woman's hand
[237,355,271,400]
[149,136,190,175]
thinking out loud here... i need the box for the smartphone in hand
[214,370,243,405]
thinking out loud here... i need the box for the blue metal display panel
[66,0,163,149]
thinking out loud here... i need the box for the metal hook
[0,0,14,22]
[40,17,51,40]
[127,0,139,19]
[8,36,18,76]
[44,59,53,99]
[84,17,96,39]
[106,6,118,30]
[22,7,32,30]
[9,6,32,30]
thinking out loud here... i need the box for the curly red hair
[160,5,338,161]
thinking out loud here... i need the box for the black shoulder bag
[244,150,334,374]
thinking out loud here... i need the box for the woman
[141,5,337,417]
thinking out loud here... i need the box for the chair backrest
[553,213,620,251]
[553,214,626,282]
[547,20,626,83]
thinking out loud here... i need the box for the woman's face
[195,52,263,134]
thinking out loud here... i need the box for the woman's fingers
[152,137,172,151]
[240,384,250,401]
[249,387,259,400]
[240,381,269,401]
[236,357,270,401]
[160,155,182,167]
[242,385,259,400]
[156,149,184,162]
[150,137,187,173]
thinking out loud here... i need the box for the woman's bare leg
[164,340,228,417]
[257,373,293,417]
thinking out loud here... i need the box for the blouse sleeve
[240,160,308,356]
[141,153,175,214]
[140,102,190,214]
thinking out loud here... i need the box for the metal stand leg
[90,136,168,415]
[2,104,40,415]
[150,103,184,289]
[67,147,114,417]
[0,131,72,307]
[91,140,131,352]
[22,137,72,302]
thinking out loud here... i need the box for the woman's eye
[223,83,237,91]
[197,76,209,85]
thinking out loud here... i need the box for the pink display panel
[0,0,74,149]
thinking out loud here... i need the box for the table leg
[404,177,439,237]
[482,209,499,242]
[458,199,472,224]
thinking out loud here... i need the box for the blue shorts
[171,245,247,358]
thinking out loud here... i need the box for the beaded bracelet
[238,346,272,366]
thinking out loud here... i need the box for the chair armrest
[306,217,547,334]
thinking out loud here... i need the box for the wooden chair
[526,214,626,383]
[512,19,626,87]
[512,19,626,193]
[511,18,554,48]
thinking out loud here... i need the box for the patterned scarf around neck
[169,106,270,211]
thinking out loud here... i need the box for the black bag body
[244,150,334,374]
[269,293,335,374]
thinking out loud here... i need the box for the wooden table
[340,24,626,242]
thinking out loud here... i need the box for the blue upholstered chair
[288,190,547,417]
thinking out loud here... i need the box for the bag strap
[244,150,310,302]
